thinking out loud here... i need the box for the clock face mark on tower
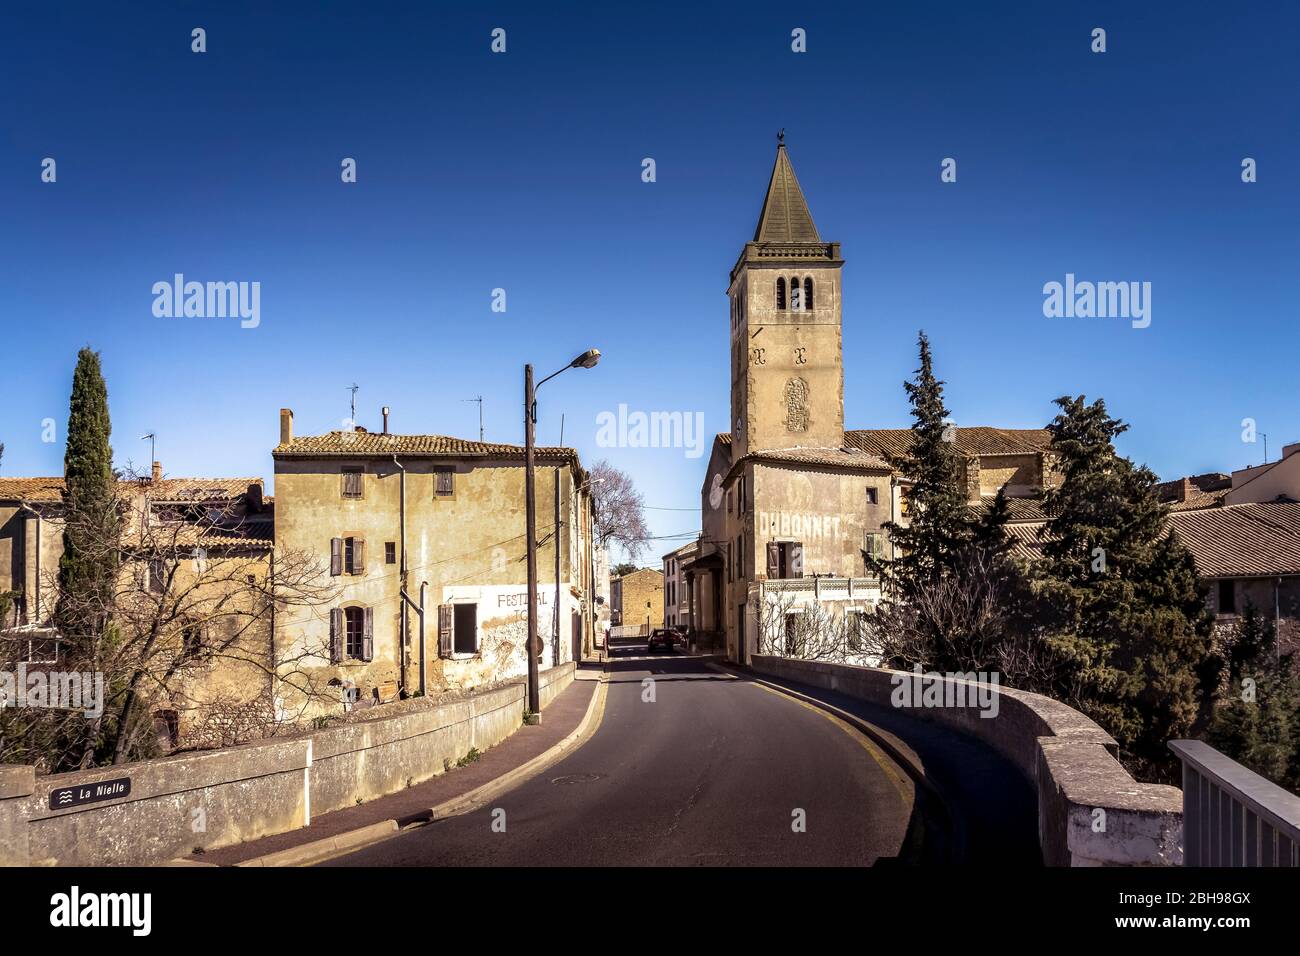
[784,378,810,433]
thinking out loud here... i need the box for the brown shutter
[438,604,453,658]
[330,537,343,576]
[354,538,365,574]
[727,542,733,581]
[790,543,804,579]
[766,541,779,579]
[329,608,344,663]
[362,607,374,661]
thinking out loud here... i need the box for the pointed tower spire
[753,133,821,243]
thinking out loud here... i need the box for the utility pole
[555,465,562,666]
[524,349,600,719]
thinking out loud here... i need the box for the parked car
[646,628,680,653]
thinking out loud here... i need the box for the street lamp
[525,349,600,720]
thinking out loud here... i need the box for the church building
[676,137,1056,663]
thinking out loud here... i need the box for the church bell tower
[728,134,845,461]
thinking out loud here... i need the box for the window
[330,606,373,662]
[181,622,204,660]
[1217,579,1237,615]
[453,603,478,655]
[847,611,868,655]
[344,606,366,659]
[341,466,363,499]
[385,542,396,565]
[790,276,802,311]
[728,542,734,581]
[804,277,813,310]
[866,486,878,506]
[148,558,167,594]
[765,541,804,579]
[776,276,786,310]
[331,536,366,576]
[863,532,885,575]
[435,467,454,497]
[784,613,805,657]
[736,534,745,577]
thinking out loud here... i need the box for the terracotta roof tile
[0,476,258,504]
[845,427,1053,458]
[274,431,577,462]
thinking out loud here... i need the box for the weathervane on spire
[777,128,785,147]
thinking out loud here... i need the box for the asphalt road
[322,640,918,866]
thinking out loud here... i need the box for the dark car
[646,628,679,653]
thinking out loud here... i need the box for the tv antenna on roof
[346,384,360,427]
[462,396,484,441]
[140,433,156,473]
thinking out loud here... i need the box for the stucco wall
[750,656,1183,866]
[273,456,588,714]
[0,662,574,866]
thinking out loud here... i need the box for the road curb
[233,820,400,868]
[424,665,609,823]
[227,667,609,868]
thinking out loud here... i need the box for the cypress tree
[56,347,120,640]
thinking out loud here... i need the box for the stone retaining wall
[750,656,1182,866]
[0,662,574,866]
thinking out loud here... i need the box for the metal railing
[1170,739,1300,866]
[609,623,649,639]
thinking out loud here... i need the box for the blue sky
[2,1,1297,558]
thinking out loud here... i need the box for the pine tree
[55,348,120,641]
[1037,395,1212,780]
[869,332,1015,671]
[874,332,981,590]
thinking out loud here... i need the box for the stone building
[680,139,1054,663]
[0,465,276,746]
[271,408,598,715]
[609,567,664,634]
[662,541,695,629]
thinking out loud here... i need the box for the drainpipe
[554,466,562,665]
[392,455,408,695]
[17,501,41,625]
[1276,577,1283,666]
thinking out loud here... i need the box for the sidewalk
[190,664,603,866]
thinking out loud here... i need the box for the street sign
[48,777,131,811]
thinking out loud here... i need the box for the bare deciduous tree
[590,460,650,563]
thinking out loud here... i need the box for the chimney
[280,408,293,445]
[1180,477,1194,502]
[382,406,390,434]
[246,482,264,512]
[151,461,162,483]
[1284,441,1300,460]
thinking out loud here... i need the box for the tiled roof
[1168,504,1300,578]
[845,427,1053,459]
[0,477,258,504]
[971,498,1056,522]
[1155,473,1232,512]
[0,477,65,502]
[745,445,890,471]
[996,503,1300,579]
[274,431,577,462]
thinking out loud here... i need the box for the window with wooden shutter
[362,607,374,661]
[766,541,779,579]
[352,538,365,574]
[727,542,733,581]
[789,542,804,578]
[330,537,343,576]
[341,466,363,499]
[438,604,453,658]
[435,467,454,497]
[329,608,344,663]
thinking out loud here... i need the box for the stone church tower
[727,136,845,461]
